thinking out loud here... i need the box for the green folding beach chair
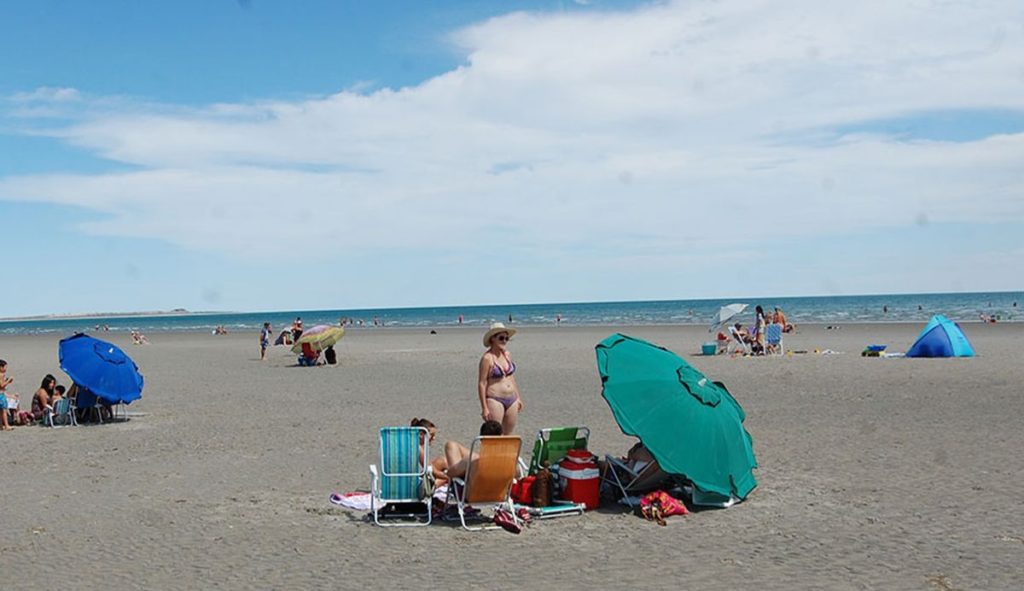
[369,426,432,527]
[523,426,591,475]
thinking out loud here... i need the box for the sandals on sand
[493,509,522,534]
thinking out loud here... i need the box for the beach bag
[533,466,553,507]
[639,490,688,526]
[511,475,536,505]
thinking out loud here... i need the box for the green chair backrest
[379,427,426,501]
[529,426,590,474]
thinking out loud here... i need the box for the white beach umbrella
[709,303,748,332]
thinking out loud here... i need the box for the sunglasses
[495,335,510,342]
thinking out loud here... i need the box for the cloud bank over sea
[1,0,1022,308]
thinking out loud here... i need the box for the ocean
[0,291,1019,336]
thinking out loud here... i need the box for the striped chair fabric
[379,427,423,501]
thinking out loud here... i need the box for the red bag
[510,475,536,505]
[639,490,688,525]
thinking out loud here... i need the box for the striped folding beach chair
[46,397,78,428]
[765,323,784,355]
[369,426,432,526]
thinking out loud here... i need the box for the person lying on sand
[444,420,503,480]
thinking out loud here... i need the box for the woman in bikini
[478,322,524,435]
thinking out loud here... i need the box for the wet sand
[1,323,1022,590]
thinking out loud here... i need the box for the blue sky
[1,0,1022,317]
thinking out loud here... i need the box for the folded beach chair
[369,426,432,527]
[602,455,670,508]
[46,397,77,428]
[727,326,750,355]
[765,323,784,355]
[521,426,591,475]
[443,435,522,531]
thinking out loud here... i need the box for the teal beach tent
[595,333,757,501]
[906,315,975,358]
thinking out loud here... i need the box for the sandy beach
[1,323,1022,590]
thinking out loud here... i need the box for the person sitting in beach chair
[601,442,669,507]
[728,324,751,355]
[441,421,523,531]
[411,417,449,484]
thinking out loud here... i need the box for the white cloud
[1,0,1023,273]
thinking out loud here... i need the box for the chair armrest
[604,454,640,478]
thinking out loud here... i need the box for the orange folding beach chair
[442,435,522,531]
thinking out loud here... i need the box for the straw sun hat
[483,322,517,347]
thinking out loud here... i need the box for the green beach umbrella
[595,333,758,500]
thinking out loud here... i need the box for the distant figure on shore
[458,314,464,325]
[131,330,149,345]
[0,359,13,430]
[274,329,293,346]
[324,345,337,365]
[883,305,888,314]
[260,322,272,360]
[292,317,303,340]
[479,322,523,435]
[556,314,562,325]
[508,313,513,323]
[979,313,997,324]
[213,325,228,335]
[772,307,794,333]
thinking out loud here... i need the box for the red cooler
[557,449,600,510]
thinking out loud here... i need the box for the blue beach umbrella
[58,333,144,405]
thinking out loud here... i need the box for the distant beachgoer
[979,313,997,324]
[260,322,272,360]
[773,307,794,333]
[274,329,292,346]
[479,322,523,435]
[753,306,767,354]
[458,314,464,325]
[0,359,12,431]
[883,305,888,313]
[556,314,562,325]
[324,345,337,365]
[444,420,504,480]
[917,305,922,311]
[292,317,303,340]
